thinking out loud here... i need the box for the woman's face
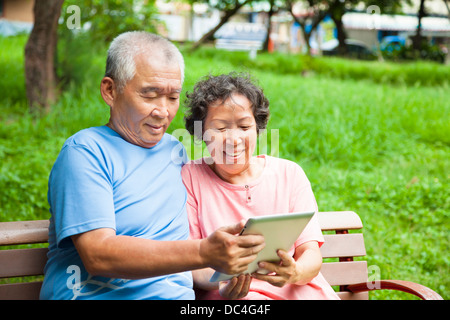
[203,94,258,178]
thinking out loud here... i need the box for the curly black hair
[184,72,270,140]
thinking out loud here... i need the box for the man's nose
[150,99,169,118]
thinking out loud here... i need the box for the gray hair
[104,31,185,92]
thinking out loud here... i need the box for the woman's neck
[209,156,265,185]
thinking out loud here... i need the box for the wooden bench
[0,220,49,299]
[0,211,443,300]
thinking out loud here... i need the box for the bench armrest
[346,280,443,300]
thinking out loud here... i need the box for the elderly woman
[182,72,339,300]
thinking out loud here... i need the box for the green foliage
[0,35,27,107]
[60,0,161,42]
[56,32,107,89]
[383,42,448,64]
[0,35,448,299]
[191,47,450,87]
[57,0,163,89]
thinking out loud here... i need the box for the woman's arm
[291,240,322,285]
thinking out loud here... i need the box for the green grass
[191,46,450,87]
[0,35,448,299]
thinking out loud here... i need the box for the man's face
[108,52,182,148]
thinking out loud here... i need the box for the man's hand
[199,220,265,275]
[219,274,252,299]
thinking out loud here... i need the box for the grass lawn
[0,35,448,299]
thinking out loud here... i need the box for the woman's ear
[100,77,116,107]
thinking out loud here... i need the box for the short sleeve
[48,144,116,247]
[181,164,202,240]
[288,164,324,248]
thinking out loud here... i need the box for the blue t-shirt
[40,126,194,300]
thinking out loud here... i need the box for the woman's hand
[219,274,252,299]
[252,241,322,288]
[251,250,301,287]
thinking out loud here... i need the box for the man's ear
[100,77,116,107]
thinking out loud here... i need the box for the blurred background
[0,0,448,300]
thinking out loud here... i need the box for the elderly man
[40,31,264,300]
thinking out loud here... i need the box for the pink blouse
[181,155,339,300]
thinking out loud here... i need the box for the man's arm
[72,221,265,279]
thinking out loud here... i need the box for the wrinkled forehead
[132,52,182,84]
[133,43,183,79]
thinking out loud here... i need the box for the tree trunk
[329,1,348,56]
[287,5,311,55]
[444,0,450,18]
[331,14,348,56]
[25,0,64,112]
[190,0,249,51]
[286,0,327,55]
[262,0,275,52]
[412,0,426,51]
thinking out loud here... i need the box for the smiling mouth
[223,148,245,161]
[221,149,246,164]
[146,124,165,133]
[225,150,244,156]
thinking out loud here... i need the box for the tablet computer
[209,211,315,282]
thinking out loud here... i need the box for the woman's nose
[226,129,244,145]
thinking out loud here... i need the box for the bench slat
[321,233,366,258]
[0,248,48,278]
[0,220,49,246]
[318,211,363,231]
[321,261,368,286]
[0,282,43,300]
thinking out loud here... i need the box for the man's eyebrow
[140,87,181,94]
